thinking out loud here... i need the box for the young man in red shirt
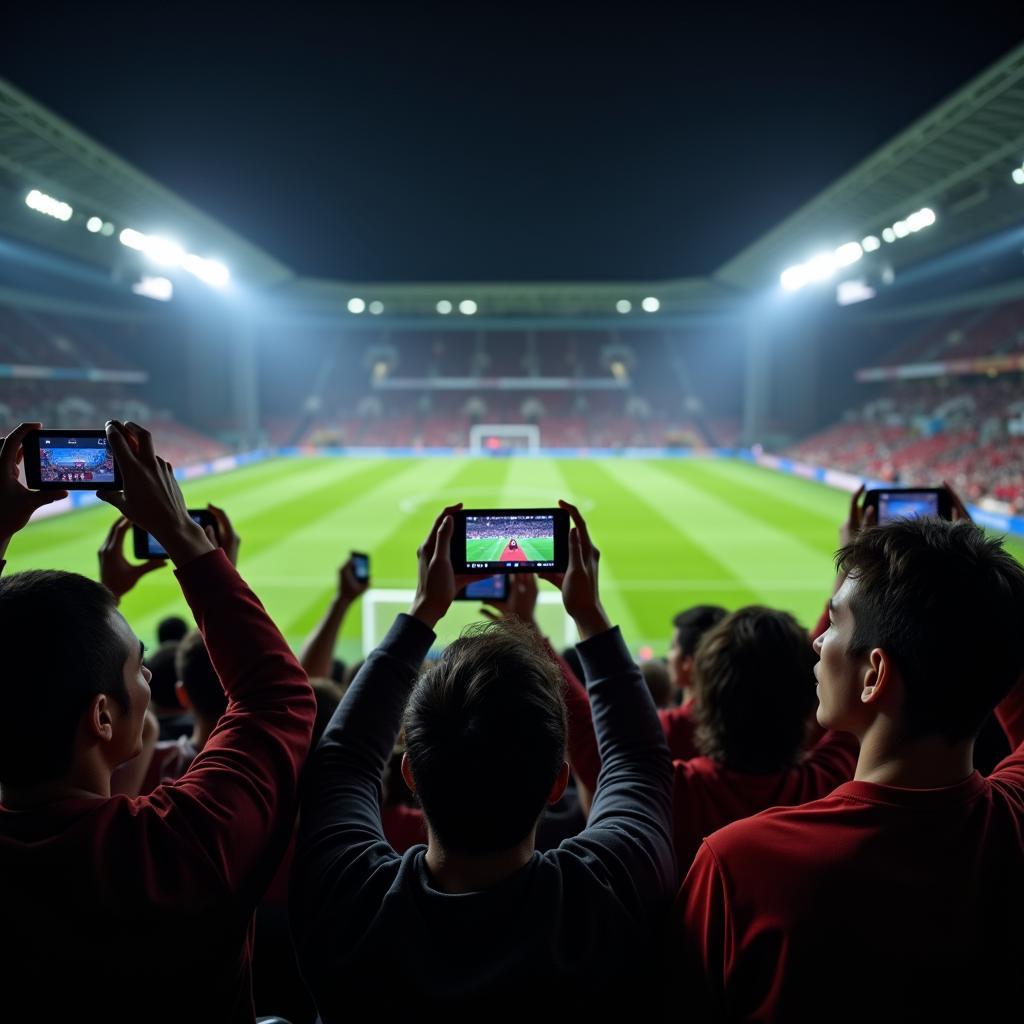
[672,516,1024,1021]
[0,421,315,1023]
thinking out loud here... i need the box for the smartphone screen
[352,552,370,582]
[461,575,509,600]
[31,431,118,488]
[876,490,941,525]
[135,511,216,559]
[455,508,568,573]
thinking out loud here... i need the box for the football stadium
[2,11,1024,1021]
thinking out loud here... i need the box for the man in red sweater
[0,421,315,1023]
[672,516,1024,1021]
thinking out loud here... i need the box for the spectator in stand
[671,509,1024,1021]
[157,614,188,644]
[298,555,369,681]
[640,658,673,709]
[663,604,728,758]
[291,500,675,1014]
[0,420,315,1023]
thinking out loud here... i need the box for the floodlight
[347,297,366,314]
[892,220,910,238]
[833,241,863,267]
[882,227,896,243]
[25,189,73,221]
[142,235,185,266]
[100,222,115,236]
[641,296,660,312]
[1013,167,1024,186]
[780,265,807,291]
[182,254,230,288]
[616,299,632,313]
[86,216,103,233]
[862,235,881,252]
[436,299,453,314]
[368,300,384,315]
[459,299,478,315]
[917,207,936,227]
[804,252,838,282]
[119,228,147,250]
[131,276,174,302]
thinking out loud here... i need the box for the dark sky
[3,3,1023,282]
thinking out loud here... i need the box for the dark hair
[404,620,567,854]
[145,643,181,710]
[175,630,227,721]
[837,518,1024,742]
[673,604,728,657]
[640,659,672,708]
[157,615,189,645]
[693,606,817,772]
[0,570,127,787]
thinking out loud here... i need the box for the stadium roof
[714,41,1024,293]
[2,41,1024,321]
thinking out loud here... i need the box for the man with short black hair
[0,420,315,1024]
[672,517,1024,1021]
[291,500,675,1014]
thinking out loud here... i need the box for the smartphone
[351,551,370,583]
[863,488,952,526]
[133,510,219,559]
[451,507,570,574]
[455,574,510,601]
[22,429,122,491]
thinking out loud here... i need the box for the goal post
[468,423,541,456]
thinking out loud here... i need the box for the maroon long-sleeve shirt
[0,550,315,1023]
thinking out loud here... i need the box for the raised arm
[299,555,368,679]
[101,420,316,896]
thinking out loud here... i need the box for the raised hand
[409,503,474,630]
[206,503,242,566]
[839,484,876,547]
[481,573,540,630]
[98,516,166,601]
[98,420,213,567]
[338,556,370,605]
[542,499,610,641]
[0,422,68,557]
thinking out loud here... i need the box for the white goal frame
[469,423,541,456]
[363,589,574,657]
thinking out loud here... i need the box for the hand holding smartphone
[23,429,121,490]
[449,507,570,574]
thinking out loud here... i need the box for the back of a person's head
[640,659,672,708]
[837,518,1024,742]
[145,643,181,711]
[156,615,188,645]
[673,604,728,657]
[694,605,816,773]
[0,570,125,788]
[175,630,227,721]
[404,619,567,854]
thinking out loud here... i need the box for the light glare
[25,189,73,222]
[862,235,881,252]
[1013,167,1024,186]
[347,297,366,314]
[616,299,632,313]
[834,241,863,267]
[459,299,477,315]
[436,299,453,314]
[882,227,896,243]
[641,296,660,312]
[368,300,384,315]
[86,216,103,233]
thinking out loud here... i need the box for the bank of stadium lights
[641,296,660,313]
[25,189,73,221]
[347,297,366,314]
[368,300,384,315]
[780,207,936,292]
[436,299,453,314]
[118,228,229,288]
[1012,163,1024,186]
[615,299,632,313]
[85,216,115,235]
[459,299,478,315]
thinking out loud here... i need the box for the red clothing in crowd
[561,655,857,871]
[672,681,1024,1022]
[0,550,315,1024]
[660,699,700,760]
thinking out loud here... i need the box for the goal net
[468,423,541,456]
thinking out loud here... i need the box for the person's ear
[401,751,417,794]
[174,681,192,711]
[547,760,570,805]
[86,694,116,742]
[861,648,894,706]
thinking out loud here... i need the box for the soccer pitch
[8,455,1023,663]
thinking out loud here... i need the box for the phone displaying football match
[452,507,569,574]
[23,429,122,490]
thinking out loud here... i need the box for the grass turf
[6,455,1023,663]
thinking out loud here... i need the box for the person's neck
[854,718,975,788]
[1,763,111,810]
[189,716,216,752]
[424,836,535,894]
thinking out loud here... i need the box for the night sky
[3,3,1023,283]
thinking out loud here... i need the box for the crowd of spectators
[0,421,1022,1021]
[788,374,1024,512]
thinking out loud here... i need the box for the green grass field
[7,455,1023,662]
